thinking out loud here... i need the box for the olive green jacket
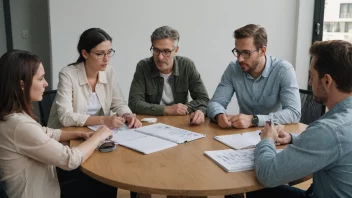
[128,56,209,116]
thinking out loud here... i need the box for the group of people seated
[0,23,351,198]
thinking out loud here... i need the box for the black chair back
[38,90,57,126]
[0,182,8,198]
[299,89,326,125]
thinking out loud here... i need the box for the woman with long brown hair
[0,50,117,198]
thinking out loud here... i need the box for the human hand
[259,122,278,141]
[229,114,253,128]
[276,129,292,145]
[189,110,205,124]
[102,116,126,128]
[216,113,231,128]
[123,113,143,128]
[164,103,189,115]
[95,125,113,142]
[80,131,94,140]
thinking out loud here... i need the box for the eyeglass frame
[90,49,115,59]
[231,48,259,59]
[150,46,177,57]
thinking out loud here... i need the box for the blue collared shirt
[207,55,301,126]
[255,96,352,197]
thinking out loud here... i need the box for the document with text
[214,131,261,150]
[204,148,282,172]
[88,123,205,154]
[135,123,206,144]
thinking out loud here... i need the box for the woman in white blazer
[48,28,142,129]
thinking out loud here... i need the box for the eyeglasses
[231,48,258,59]
[150,46,176,57]
[91,49,115,59]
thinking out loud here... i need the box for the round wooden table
[68,115,307,196]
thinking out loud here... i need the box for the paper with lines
[214,131,261,150]
[87,123,204,154]
[205,149,282,172]
[135,123,206,144]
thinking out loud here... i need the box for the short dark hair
[0,50,42,120]
[234,24,267,49]
[151,26,179,46]
[69,28,112,66]
[309,40,352,93]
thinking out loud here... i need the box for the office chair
[0,182,8,198]
[299,89,326,125]
[38,90,57,126]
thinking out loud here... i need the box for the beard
[313,83,328,104]
[239,58,260,73]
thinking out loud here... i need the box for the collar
[325,96,352,116]
[261,55,271,78]
[151,56,180,77]
[77,62,107,85]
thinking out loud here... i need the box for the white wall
[10,0,52,89]
[49,0,314,114]
[294,0,315,90]
[0,0,7,56]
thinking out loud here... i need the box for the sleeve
[254,123,338,187]
[128,62,165,115]
[207,63,236,121]
[15,122,82,171]
[41,126,61,141]
[110,68,132,116]
[185,62,210,114]
[256,65,301,126]
[56,71,90,127]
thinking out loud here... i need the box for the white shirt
[87,92,102,116]
[159,72,174,105]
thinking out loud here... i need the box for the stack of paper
[135,123,206,144]
[214,131,261,150]
[87,123,205,154]
[204,149,282,172]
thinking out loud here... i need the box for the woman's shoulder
[0,113,38,134]
[59,62,84,74]
[5,113,35,123]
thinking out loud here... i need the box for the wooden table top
[68,115,307,196]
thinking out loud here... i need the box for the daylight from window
[323,0,352,42]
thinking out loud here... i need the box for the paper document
[214,131,261,150]
[135,123,206,144]
[87,123,204,154]
[204,149,282,172]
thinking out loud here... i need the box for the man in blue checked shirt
[207,24,301,129]
[247,40,352,198]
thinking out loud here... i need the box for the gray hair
[151,26,179,46]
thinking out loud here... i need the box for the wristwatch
[252,115,259,127]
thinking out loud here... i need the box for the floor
[116,179,313,198]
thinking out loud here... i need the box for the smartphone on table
[98,141,116,153]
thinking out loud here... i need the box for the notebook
[214,130,261,150]
[204,148,282,172]
[88,123,205,154]
[135,123,206,144]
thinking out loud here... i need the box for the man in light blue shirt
[207,24,301,128]
[247,40,352,197]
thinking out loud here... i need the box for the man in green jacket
[128,26,209,124]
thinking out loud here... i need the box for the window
[345,22,352,32]
[310,0,352,89]
[323,22,341,32]
[340,3,352,18]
